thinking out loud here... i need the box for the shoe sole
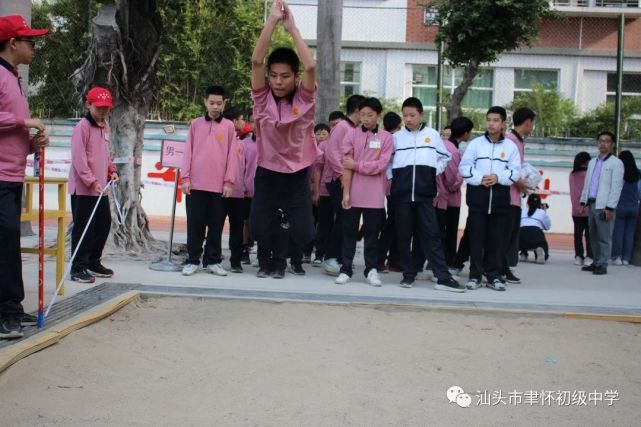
[231,269,243,274]
[434,284,465,293]
[71,277,95,283]
[466,282,482,290]
[88,271,113,278]
[367,281,382,287]
[0,331,24,339]
[487,285,506,291]
[182,270,198,276]
[506,279,521,284]
[208,270,228,276]
[399,283,414,288]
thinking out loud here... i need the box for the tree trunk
[72,1,163,253]
[316,0,343,123]
[631,211,641,266]
[446,59,480,122]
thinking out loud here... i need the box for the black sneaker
[272,269,285,279]
[504,270,521,284]
[21,313,38,326]
[434,278,466,293]
[288,264,306,275]
[593,266,608,275]
[0,314,24,339]
[71,270,96,283]
[240,253,250,265]
[256,268,270,278]
[302,255,311,264]
[400,276,415,288]
[582,263,597,272]
[88,263,114,278]
[230,264,244,274]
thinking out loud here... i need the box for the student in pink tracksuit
[334,97,393,287]
[0,15,49,339]
[433,117,473,269]
[250,1,320,278]
[222,107,248,273]
[241,132,258,265]
[69,87,118,283]
[181,85,237,277]
[569,151,593,265]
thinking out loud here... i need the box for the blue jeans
[611,205,639,261]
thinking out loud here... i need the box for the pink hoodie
[0,59,33,182]
[251,84,320,173]
[569,170,588,217]
[344,126,393,209]
[180,115,236,193]
[434,138,463,209]
[68,116,116,196]
[229,137,245,199]
[506,131,525,207]
[321,118,357,184]
[243,137,258,197]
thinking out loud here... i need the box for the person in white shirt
[519,193,551,264]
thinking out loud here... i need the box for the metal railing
[552,0,640,7]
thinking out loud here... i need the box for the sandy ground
[1,297,640,426]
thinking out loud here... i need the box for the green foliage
[29,0,95,118]
[569,97,641,141]
[435,0,557,67]
[509,83,577,137]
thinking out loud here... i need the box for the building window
[340,62,361,98]
[606,73,641,103]
[412,65,494,109]
[514,69,559,98]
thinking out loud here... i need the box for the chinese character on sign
[604,390,619,406]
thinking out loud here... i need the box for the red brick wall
[405,0,641,52]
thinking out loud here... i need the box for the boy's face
[486,113,504,136]
[597,134,614,155]
[402,107,423,131]
[88,104,111,122]
[314,129,329,143]
[441,128,451,140]
[204,94,225,118]
[359,107,380,130]
[10,37,37,65]
[268,63,297,98]
[233,115,245,132]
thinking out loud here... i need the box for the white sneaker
[584,257,593,266]
[251,258,259,267]
[366,269,382,287]
[613,257,623,266]
[574,256,583,266]
[519,253,528,262]
[535,247,545,264]
[182,264,199,276]
[207,263,228,276]
[323,258,341,276]
[623,260,630,266]
[448,267,461,276]
[466,278,482,290]
[335,273,350,285]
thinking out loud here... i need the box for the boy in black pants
[459,106,521,291]
[390,97,464,292]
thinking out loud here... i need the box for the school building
[290,0,641,119]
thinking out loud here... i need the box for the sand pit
[1,297,640,425]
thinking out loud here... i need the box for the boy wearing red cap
[68,87,118,283]
[0,15,49,339]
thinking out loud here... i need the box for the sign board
[160,139,185,168]
[424,7,439,26]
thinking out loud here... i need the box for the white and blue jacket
[459,133,521,214]
[389,124,450,203]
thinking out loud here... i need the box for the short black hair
[443,125,451,131]
[223,106,243,121]
[328,110,346,122]
[205,85,225,98]
[314,123,331,133]
[345,95,366,115]
[267,47,300,74]
[597,130,616,143]
[359,97,383,114]
[383,112,402,132]
[487,106,507,121]
[512,107,536,126]
[402,97,423,113]
[449,117,474,139]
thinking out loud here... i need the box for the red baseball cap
[86,87,114,107]
[0,15,49,43]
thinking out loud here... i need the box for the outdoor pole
[37,147,45,328]
[167,169,179,264]
[435,37,444,131]
[614,13,625,155]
